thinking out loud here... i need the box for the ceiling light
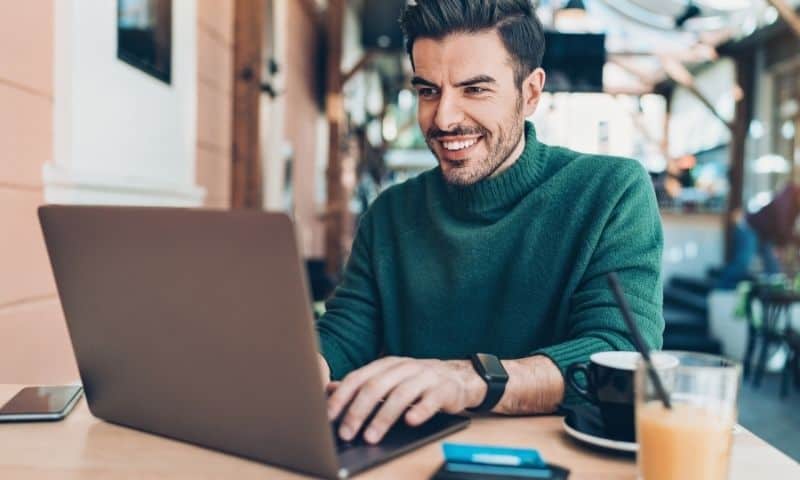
[748,119,765,140]
[555,0,596,32]
[741,16,757,36]
[782,121,796,140]
[753,154,790,174]
[764,6,779,25]
[563,0,586,11]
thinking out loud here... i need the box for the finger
[327,356,405,421]
[405,389,445,427]
[364,374,439,444]
[337,360,423,441]
[325,381,341,396]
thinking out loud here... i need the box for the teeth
[442,138,479,151]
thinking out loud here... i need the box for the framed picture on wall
[117,0,172,84]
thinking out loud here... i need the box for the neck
[489,126,527,179]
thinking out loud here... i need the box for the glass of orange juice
[635,351,740,480]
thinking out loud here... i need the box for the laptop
[38,206,469,479]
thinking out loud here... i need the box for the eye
[465,86,487,95]
[417,87,439,99]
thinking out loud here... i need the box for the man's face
[411,30,538,186]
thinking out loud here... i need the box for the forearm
[494,356,564,414]
[455,355,565,415]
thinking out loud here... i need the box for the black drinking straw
[607,272,672,410]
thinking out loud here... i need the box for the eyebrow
[410,74,498,89]
[454,75,497,87]
[411,76,437,88]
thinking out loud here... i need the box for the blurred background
[1,0,799,458]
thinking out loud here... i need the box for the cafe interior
[1,0,800,478]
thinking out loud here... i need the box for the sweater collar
[440,121,546,218]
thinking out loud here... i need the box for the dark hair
[399,0,545,88]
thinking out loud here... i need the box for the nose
[432,89,464,132]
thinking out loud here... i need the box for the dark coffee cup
[566,351,677,441]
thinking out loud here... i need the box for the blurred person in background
[717,182,800,289]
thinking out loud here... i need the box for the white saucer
[562,417,638,453]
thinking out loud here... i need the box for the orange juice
[637,401,735,480]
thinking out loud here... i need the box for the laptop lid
[39,206,341,479]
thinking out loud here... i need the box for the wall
[0,1,77,384]
[196,0,233,208]
[531,93,666,172]
[0,0,231,384]
[46,0,203,206]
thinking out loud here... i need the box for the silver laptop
[38,205,469,479]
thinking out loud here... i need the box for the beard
[425,96,525,187]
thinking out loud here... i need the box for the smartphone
[0,385,83,422]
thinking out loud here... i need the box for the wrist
[494,356,564,414]
[448,360,487,409]
[466,354,509,412]
[465,363,489,409]
[493,359,519,412]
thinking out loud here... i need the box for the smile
[439,136,482,152]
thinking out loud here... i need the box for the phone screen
[0,386,82,415]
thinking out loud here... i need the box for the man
[717,183,800,289]
[317,0,663,445]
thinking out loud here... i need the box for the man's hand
[326,357,486,444]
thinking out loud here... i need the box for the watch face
[475,353,509,382]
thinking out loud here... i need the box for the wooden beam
[684,83,734,132]
[342,51,376,86]
[608,51,655,58]
[663,93,672,161]
[726,53,756,261]
[607,57,659,88]
[298,0,322,21]
[767,0,800,39]
[231,0,264,209]
[659,55,735,132]
[324,0,346,276]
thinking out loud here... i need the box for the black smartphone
[0,385,83,422]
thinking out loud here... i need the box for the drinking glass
[635,351,740,480]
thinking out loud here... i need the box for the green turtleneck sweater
[317,122,663,403]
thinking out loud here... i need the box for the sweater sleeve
[533,162,664,405]
[316,212,382,380]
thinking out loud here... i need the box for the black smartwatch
[468,353,509,412]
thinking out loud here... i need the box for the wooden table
[1,385,797,479]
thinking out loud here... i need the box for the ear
[521,68,546,117]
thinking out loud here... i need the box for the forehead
[412,30,515,85]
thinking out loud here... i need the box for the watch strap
[468,354,507,412]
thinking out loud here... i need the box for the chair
[744,285,800,398]
[782,327,800,397]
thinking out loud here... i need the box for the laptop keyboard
[332,416,426,452]
[329,399,444,452]
[332,419,371,452]
[334,433,365,452]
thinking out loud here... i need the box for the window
[117,0,172,84]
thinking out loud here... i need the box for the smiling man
[316,0,663,445]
